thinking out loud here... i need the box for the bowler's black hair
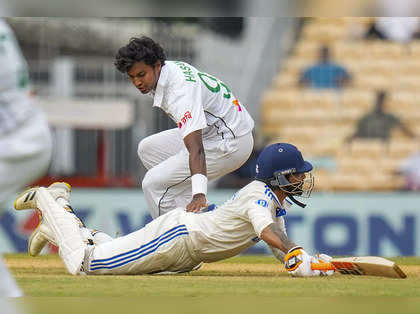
[114,36,166,73]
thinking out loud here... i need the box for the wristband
[191,174,208,196]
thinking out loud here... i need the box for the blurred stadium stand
[12,17,416,192]
[262,17,420,191]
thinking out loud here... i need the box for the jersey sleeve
[245,197,275,238]
[166,78,207,139]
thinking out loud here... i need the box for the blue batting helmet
[255,143,314,199]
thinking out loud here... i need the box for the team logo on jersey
[275,207,287,217]
[178,111,192,128]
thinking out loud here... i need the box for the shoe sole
[14,187,38,211]
[14,182,72,211]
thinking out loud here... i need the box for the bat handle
[311,262,336,271]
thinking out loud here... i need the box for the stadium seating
[261,17,420,191]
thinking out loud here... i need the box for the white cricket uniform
[138,61,255,218]
[0,19,51,298]
[86,181,289,275]
[0,20,52,207]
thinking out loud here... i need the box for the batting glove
[284,246,323,277]
[314,253,335,276]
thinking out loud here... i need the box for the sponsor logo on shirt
[233,99,242,111]
[264,186,277,202]
[178,111,192,128]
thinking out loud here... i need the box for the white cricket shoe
[28,210,57,256]
[14,182,72,211]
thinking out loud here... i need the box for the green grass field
[5,254,420,314]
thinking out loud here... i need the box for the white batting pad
[36,187,85,275]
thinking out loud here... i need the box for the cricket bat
[311,256,407,278]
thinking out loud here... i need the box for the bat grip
[311,262,336,271]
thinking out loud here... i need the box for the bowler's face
[128,61,161,94]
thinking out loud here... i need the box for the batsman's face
[288,172,314,198]
[289,173,305,183]
[128,61,161,94]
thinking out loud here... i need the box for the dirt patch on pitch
[6,257,64,269]
[201,263,285,274]
[402,265,420,277]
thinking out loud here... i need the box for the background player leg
[143,133,253,218]
[0,256,22,297]
[204,132,254,182]
[0,102,52,298]
[137,128,183,170]
[142,149,191,218]
[0,111,52,213]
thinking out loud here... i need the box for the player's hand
[186,194,207,213]
[316,253,332,264]
[284,246,326,277]
[314,253,335,276]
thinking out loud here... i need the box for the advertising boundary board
[1,189,419,256]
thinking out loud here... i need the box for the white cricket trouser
[87,210,200,275]
[0,109,52,207]
[138,129,253,218]
[36,188,199,276]
[0,256,22,297]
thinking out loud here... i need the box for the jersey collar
[151,63,169,108]
[265,184,291,210]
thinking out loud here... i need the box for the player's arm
[247,203,296,254]
[267,222,290,262]
[260,224,297,254]
[184,129,208,212]
[260,224,332,277]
